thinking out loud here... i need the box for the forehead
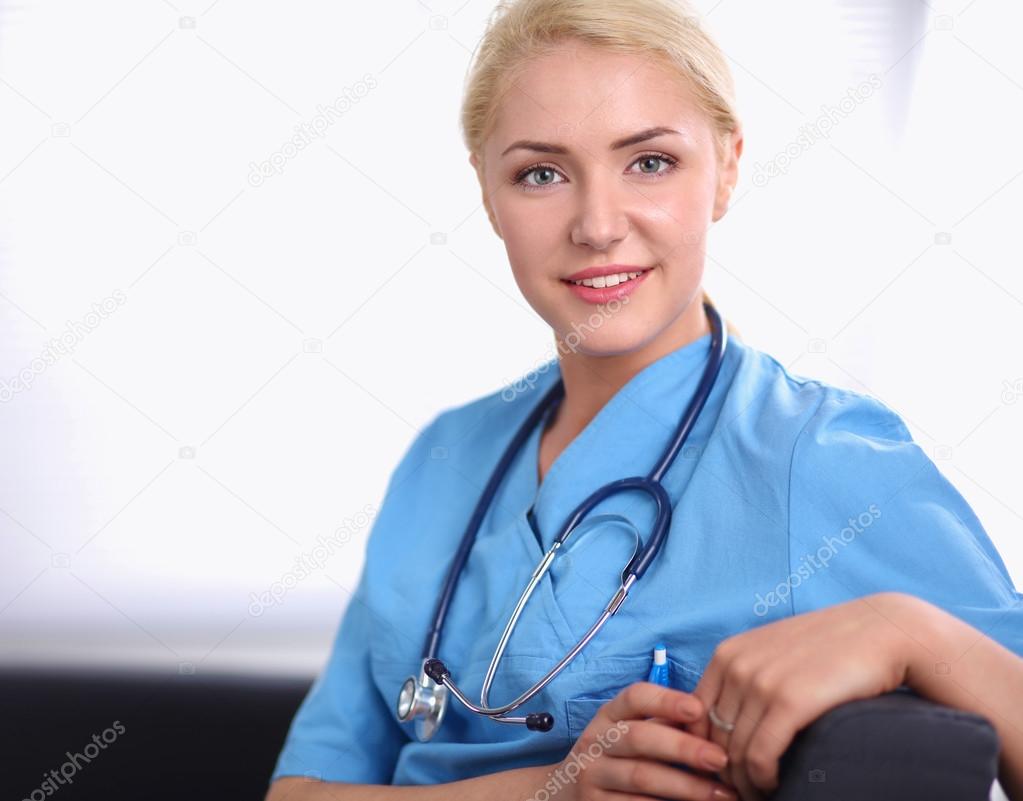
[489,42,708,150]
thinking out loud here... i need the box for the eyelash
[511,152,680,192]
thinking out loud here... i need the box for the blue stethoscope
[396,299,728,741]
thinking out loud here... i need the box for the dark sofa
[0,668,1001,800]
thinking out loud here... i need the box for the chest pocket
[564,654,702,742]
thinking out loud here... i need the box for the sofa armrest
[771,689,1000,800]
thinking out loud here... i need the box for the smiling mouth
[564,269,650,288]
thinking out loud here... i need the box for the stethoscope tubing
[424,300,726,662]
[410,300,728,732]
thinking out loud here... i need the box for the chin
[552,320,657,359]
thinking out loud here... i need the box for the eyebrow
[500,126,683,157]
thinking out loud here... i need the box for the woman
[267,1,1023,799]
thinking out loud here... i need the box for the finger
[692,646,730,741]
[742,698,817,792]
[598,756,738,801]
[603,719,729,774]
[649,715,710,737]
[595,793,720,801]
[602,682,705,726]
[717,693,760,801]
[707,671,740,757]
[651,717,721,781]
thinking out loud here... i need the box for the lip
[562,266,652,305]
[564,264,651,281]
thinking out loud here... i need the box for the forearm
[266,763,555,801]
[902,596,1023,800]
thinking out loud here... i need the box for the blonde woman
[267,1,1023,799]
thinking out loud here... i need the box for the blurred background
[1,0,1020,798]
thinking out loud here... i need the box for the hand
[555,681,739,801]
[686,591,922,800]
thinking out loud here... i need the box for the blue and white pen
[647,643,670,686]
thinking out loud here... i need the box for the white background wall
[1,0,1020,692]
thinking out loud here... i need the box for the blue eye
[512,153,679,192]
[517,165,565,189]
[631,154,676,175]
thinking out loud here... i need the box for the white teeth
[570,271,644,288]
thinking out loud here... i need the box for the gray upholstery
[771,689,1000,800]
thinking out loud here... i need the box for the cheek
[638,199,714,264]
[504,193,562,227]
[641,185,712,232]
[499,204,564,275]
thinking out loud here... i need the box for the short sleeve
[269,571,404,784]
[269,413,444,785]
[786,388,1023,659]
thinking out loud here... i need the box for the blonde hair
[701,287,741,340]
[460,0,740,172]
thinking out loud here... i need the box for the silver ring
[708,703,736,733]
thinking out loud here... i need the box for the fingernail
[701,749,728,771]
[712,788,738,801]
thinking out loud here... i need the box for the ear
[711,122,743,223]
[469,152,503,240]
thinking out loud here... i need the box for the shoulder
[720,337,916,465]
[441,356,560,437]
[389,356,560,488]
[363,358,559,566]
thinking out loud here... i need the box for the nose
[570,171,631,251]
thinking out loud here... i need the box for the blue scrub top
[270,331,1023,787]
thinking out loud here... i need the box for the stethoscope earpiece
[423,658,449,683]
[525,712,554,732]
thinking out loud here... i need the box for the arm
[778,388,1023,798]
[904,596,1023,800]
[266,764,554,801]
[686,591,1023,801]
[267,416,449,788]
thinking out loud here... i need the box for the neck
[549,293,711,440]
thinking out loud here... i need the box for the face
[471,40,741,357]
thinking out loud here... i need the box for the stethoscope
[396,299,728,741]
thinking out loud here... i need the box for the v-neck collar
[520,331,717,550]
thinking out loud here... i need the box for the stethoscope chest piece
[396,660,448,742]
